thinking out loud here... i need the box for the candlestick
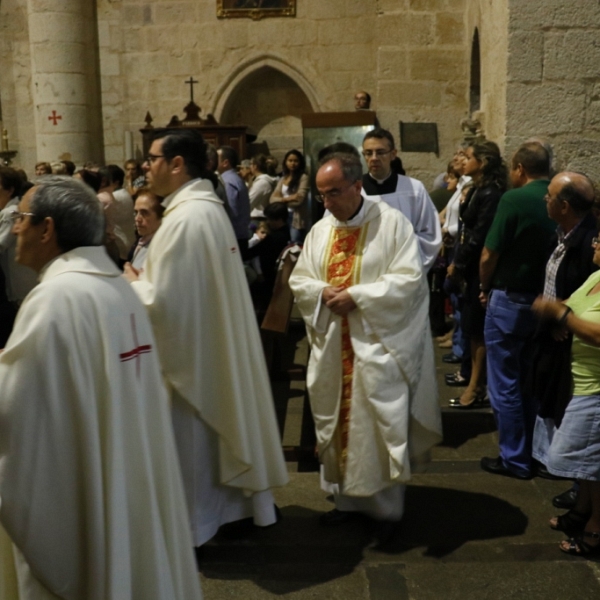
[1,129,8,152]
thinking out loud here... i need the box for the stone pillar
[27,0,104,164]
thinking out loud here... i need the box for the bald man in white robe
[290,154,442,535]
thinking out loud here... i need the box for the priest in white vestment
[289,154,442,530]
[361,128,442,271]
[0,177,202,600]
[124,129,289,547]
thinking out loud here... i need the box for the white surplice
[289,198,442,519]
[131,179,289,546]
[362,175,442,271]
[0,247,202,600]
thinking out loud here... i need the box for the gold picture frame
[217,1,296,20]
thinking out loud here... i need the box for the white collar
[368,171,394,185]
[161,178,199,209]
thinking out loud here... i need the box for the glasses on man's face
[145,154,165,164]
[9,210,35,224]
[593,237,599,247]
[315,181,356,203]
[362,149,392,159]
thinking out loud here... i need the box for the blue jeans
[485,289,537,475]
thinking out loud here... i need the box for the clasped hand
[322,286,357,317]
[122,262,141,282]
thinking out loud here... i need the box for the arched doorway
[220,66,314,161]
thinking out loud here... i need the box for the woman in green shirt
[533,235,600,557]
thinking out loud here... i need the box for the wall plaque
[217,0,296,20]
[399,122,439,154]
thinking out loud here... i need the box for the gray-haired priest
[289,153,442,542]
[0,177,202,600]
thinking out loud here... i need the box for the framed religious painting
[217,1,296,20]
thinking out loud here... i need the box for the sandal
[448,394,489,409]
[445,372,468,387]
[559,531,600,557]
[549,509,590,534]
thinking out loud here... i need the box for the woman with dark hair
[447,140,507,408]
[74,168,101,192]
[270,149,310,243]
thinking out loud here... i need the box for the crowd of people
[1,124,600,598]
[431,138,600,558]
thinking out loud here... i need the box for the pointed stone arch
[209,55,322,159]
[211,54,322,120]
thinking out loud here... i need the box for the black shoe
[480,456,532,480]
[553,487,578,509]
[442,353,462,364]
[445,373,469,387]
[319,509,356,526]
[536,464,570,481]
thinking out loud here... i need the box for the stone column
[27,0,104,164]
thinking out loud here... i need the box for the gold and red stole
[324,224,368,476]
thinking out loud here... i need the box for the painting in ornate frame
[217,1,296,20]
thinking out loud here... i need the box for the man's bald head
[553,171,596,216]
[316,154,363,222]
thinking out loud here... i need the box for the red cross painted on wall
[48,111,62,125]
[119,313,152,379]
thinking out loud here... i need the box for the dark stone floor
[198,321,600,598]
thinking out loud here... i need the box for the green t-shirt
[566,270,600,395]
[485,180,555,292]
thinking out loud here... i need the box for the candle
[1,129,8,152]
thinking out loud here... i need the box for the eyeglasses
[315,181,356,203]
[9,210,36,223]
[145,154,165,164]
[362,149,392,158]
[593,237,599,247]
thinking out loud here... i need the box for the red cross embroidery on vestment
[119,313,152,379]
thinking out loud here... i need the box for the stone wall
[505,0,600,180]
[4,0,600,184]
[0,0,37,173]
[465,0,509,148]
[0,0,473,181]
[96,0,470,186]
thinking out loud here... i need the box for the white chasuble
[290,198,442,501]
[131,179,288,545]
[0,247,201,600]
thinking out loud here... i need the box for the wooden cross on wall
[185,77,199,104]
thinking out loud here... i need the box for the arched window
[470,28,481,114]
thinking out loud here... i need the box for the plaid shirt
[543,222,582,300]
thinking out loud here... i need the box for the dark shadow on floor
[380,485,528,557]
[198,488,528,593]
[199,505,372,594]
[439,410,497,449]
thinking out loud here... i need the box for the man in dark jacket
[530,171,598,503]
